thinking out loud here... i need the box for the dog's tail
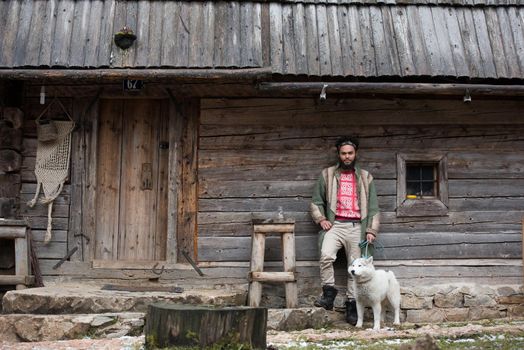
[387,271,401,306]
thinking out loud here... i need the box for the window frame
[396,153,449,217]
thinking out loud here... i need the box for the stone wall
[265,283,524,330]
[401,284,524,324]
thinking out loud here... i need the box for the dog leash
[359,239,385,259]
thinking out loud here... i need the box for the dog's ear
[350,256,355,264]
[366,256,374,264]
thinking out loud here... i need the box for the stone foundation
[399,284,523,323]
[264,283,524,327]
[1,282,522,338]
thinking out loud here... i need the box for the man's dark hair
[335,136,359,151]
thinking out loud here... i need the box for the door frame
[68,95,200,269]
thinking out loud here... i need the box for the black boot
[345,299,358,325]
[314,285,338,310]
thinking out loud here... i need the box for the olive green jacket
[310,163,380,254]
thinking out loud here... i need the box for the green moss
[145,330,253,350]
[145,333,158,350]
[184,330,199,344]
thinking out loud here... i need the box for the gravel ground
[1,319,523,349]
[268,319,524,344]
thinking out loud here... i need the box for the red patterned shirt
[335,170,361,220]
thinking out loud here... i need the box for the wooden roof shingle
[0,0,523,79]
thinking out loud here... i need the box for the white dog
[349,256,401,330]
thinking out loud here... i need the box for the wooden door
[94,99,169,262]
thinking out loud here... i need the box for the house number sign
[123,79,144,91]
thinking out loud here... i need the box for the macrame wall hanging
[28,97,75,244]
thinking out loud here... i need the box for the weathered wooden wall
[19,97,75,273]
[19,90,200,274]
[17,91,524,287]
[198,97,524,285]
[0,82,23,220]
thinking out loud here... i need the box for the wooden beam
[250,271,295,282]
[198,259,522,268]
[92,259,192,270]
[0,275,34,286]
[177,98,200,262]
[166,91,181,263]
[253,224,295,233]
[0,68,272,82]
[257,82,524,97]
[0,226,26,238]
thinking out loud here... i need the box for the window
[397,153,448,217]
[406,164,438,198]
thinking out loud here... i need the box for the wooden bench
[248,219,298,308]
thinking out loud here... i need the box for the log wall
[198,97,524,285]
[16,92,524,287]
[19,97,75,270]
[0,83,23,220]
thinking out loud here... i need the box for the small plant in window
[406,163,438,199]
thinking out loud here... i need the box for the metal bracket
[182,251,204,276]
[74,232,90,244]
[319,84,328,102]
[151,262,165,276]
[53,247,78,270]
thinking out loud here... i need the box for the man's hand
[320,220,332,231]
[366,233,375,243]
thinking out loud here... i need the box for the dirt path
[268,319,524,344]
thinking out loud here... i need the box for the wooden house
[0,0,523,303]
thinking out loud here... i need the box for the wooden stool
[0,220,32,290]
[248,219,298,308]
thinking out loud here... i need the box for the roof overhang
[0,68,273,83]
[257,82,524,97]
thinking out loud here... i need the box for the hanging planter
[114,26,137,50]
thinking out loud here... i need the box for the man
[310,136,380,324]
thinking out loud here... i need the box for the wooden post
[145,303,267,349]
[15,232,29,290]
[248,232,266,307]
[282,231,298,308]
[177,98,200,262]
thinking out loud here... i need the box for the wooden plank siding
[1,1,524,80]
[18,98,74,268]
[16,92,524,288]
[197,98,524,275]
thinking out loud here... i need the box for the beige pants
[319,221,361,298]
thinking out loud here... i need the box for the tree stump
[145,303,267,349]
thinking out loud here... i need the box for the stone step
[0,312,145,343]
[2,282,247,314]
[0,308,344,343]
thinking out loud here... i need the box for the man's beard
[339,158,356,171]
